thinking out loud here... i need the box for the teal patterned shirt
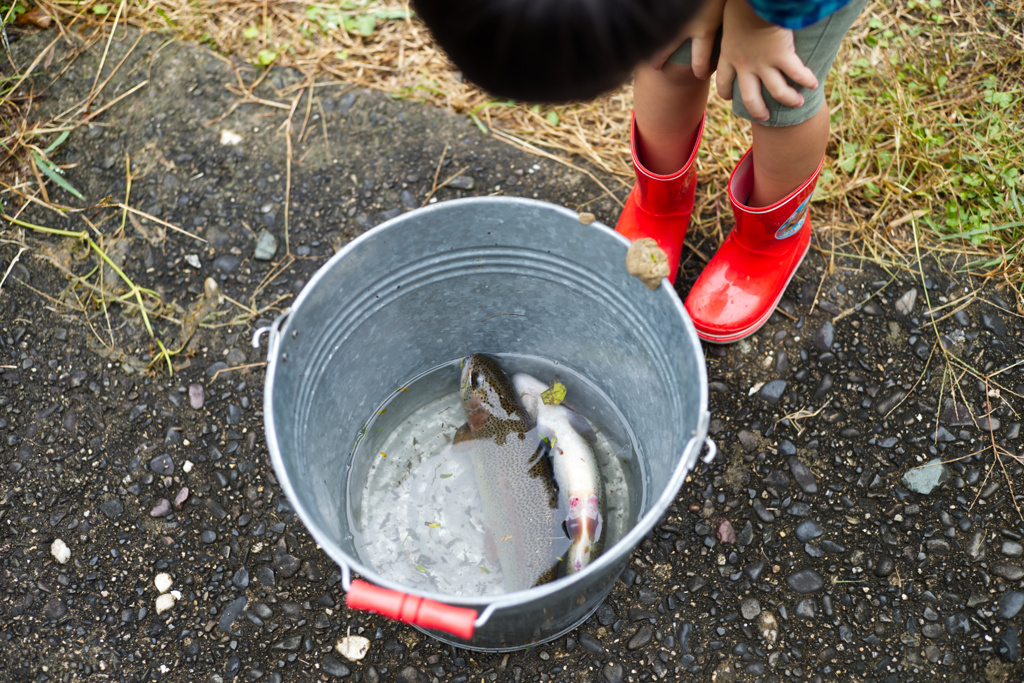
[745,0,852,29]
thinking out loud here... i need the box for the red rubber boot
[616,112,705,283]
[684,149,824,343]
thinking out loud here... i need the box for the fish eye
[471,370,481,388]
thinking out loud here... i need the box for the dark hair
[413,0,706,103]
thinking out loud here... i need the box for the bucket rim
[262,196,709,607]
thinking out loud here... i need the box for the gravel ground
[2,27,1023,683]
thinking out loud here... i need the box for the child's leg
[633,62,711,175]
[748,105,829,207]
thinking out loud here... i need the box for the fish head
[460,354,525,434]
[563,494,603,573]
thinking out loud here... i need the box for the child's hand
[716,0,819,120]
[647,0,725,80]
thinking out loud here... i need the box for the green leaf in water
[541,381,566,405]
[439,473,453,479]
[425,521,440,528]
[478,566,490,574]
[415,564,427,573]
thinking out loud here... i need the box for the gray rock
[895,289,917,315]
[219,596,248,633]
[788,457,818,494]
[992,564,1024,581]
[254,228,279,261]
[759,380,787,404]
[997,592,1024,619]
[321,655,350,678]
[901,459,950,495]
[741,598,761,620]
[814,320,834,351]
[189,383,205,409]
[99,498,124,519]
[795,519,824,543]
[786,569,824,594]
[602,662,624,683]
[150,453,175,475]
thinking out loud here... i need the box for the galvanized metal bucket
[257,196,714,651]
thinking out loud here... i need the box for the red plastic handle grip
[346,579,478,640]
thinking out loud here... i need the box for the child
[414,0,868,343]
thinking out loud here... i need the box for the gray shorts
[667,0,868,127]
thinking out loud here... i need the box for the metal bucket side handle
[338,564,501,640]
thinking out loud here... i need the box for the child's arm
[647,0,725,80]
[716,0,819,120]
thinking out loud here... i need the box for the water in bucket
[348,354,644,597]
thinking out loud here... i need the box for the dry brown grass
[2,0,1023,301]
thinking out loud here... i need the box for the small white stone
[184,254,201,269]
[220,129,242,146]
[183,460,194,473]
[51,538,71,564]
[336,635,371,661]
[155,593,176,614]
[155,572,173,594]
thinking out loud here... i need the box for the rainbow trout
[512,373,604,574]
[457,355,567,592]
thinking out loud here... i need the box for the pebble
[150,453,175,475]
[895,289,917,315]
[795,519,824,543]
[814,320,834,350]
[189,383,205,409]
[254,229,279,261]
[741,598,761,620]
[173,487,189,509]
[328,634,368,664]
[154,572,173,593]
[578,631,603,655]
[759,380,787,404]
[1002,541,1024,557]
[44,597,68,621]
[602,662,623,683]
[786,569,824,593]
[717,518,736,544]
[321,655,350,678]
[997,592,1024,619]
[981,312,1006,336]
[788,457,818,494]
[627,624,652,650]
[992,564,1024,581]
[795,598,817,619]
[99,498,124,519]
[875,556,896,577]
[150,499,172,517]
[50,538,71,564]
[395,666,429,683]
[155,593,176,614]
[902,458,949,495]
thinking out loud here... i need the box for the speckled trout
[456,355,568,592]
[513,373,604,574]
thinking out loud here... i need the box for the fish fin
[564,408,597,442]
[452,422,474,445]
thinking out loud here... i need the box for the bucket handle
[252,310,290,355]
[340,564,500,640]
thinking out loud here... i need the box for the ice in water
[349,355,643,597]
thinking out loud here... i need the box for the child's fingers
[737,73,769,121]
[690,35,715,80]
[778,54,819,91]
[759,70,805,109]
[715,63,736,101]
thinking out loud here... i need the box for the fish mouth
[564,494,602,571]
